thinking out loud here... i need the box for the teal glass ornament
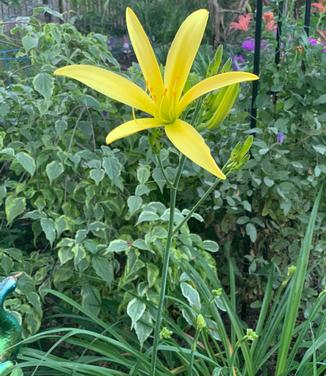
[0,273,22,374]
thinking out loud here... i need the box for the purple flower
[241,38,268,52]
[242,38,255,51]
[276,131,285,144]
[308,37,318,46]
[232,54,246,70]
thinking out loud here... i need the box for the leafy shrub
[0,10,220,344]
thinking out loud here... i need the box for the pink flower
[312,2,326,13]
[263,11,277,32]
[230,14,252,32]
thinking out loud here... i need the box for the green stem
[150,155,185,376]
[156,154,173,188]
[173,179,217,234]
[189,330,201,376]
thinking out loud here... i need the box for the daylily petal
[54,65,156,115]
[126,8,164,102]
[163,9,208,108]
[106,118,162,144]
[178,72,258,114]
[165,119,225,179]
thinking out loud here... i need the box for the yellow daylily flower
[54,7,258,179]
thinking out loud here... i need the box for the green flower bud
[223,136,254,174]
[204,84,240,130]
[196,314,207,330]
[287,265,296,276]
[160,327,173,340]
[206,45,223,77]
[245,328,258,342]
[212,288,223,297]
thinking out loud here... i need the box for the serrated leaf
[16,152,36,176]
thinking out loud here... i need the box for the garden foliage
[0,2,325,374]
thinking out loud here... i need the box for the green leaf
[22,35,38,51]
[5,196,26,224]
[134,310,153,348]
[127,195,142,216]
[242,200,252,212]
[137,211,160,224]
[135,183,150,196]
[312,144,326,155]
[40,218,56,246]
[0,185,7,204]
[75,229,88,244]
[203,240,219,253]
[33,73,54,100]
[264,177,274,187]
[16,152,36,176]
[275,187,322,375]
[107,239,129,253]
[259,148,269,155]
[46,161,64,183]
[137,165,150,184]
[81,284,101,316]
[55,215,70,238]
[92,256,114,286]
[133,239,150,251]
[313,94,326,105]
[127,298,146,328]
[246,223,257,242]
[55,119,68,137]
[58,247,74,265]
[73,244,89,272]
[102,156,123,190]
[181,282,201,311]
[147,263,159,288]
[89,168,105,186]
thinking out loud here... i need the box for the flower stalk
[150,155,185,376]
